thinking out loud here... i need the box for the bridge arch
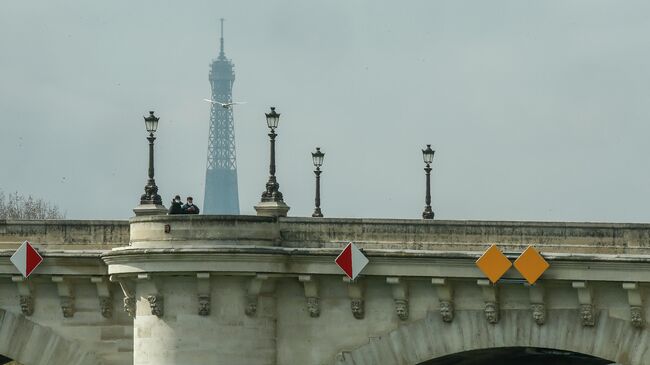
[417,347,612,364]
[0,309,99,365]
[336,309,648,365]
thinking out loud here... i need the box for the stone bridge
[0,217,649,365]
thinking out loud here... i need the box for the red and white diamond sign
[335,242,369,280]
[10,241,43,278]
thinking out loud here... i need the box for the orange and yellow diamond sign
[513,246,549,285]
[476,244,512,283]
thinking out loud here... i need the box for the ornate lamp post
[261,107,283,202]
[422,144,435,219]
[311,147,324,217]
[134,111,166,215]
[255,107,290,217]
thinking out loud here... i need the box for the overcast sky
[2,1,650,222]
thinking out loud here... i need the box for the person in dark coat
[182,196,200,214]
[168,195,183,215]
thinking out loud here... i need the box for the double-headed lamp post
[260,107,285,202]
[311,147,325,218]
[139,111,163,206]
[422,144,435,219]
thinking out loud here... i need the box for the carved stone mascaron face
[306,297,320,318]
[579,304,596,326]
[439,301,453,322]
[531,304,545,325]
[198,295,210,316]
[351,299,364,319]
[395,299,409,320]
[484,302,498,323]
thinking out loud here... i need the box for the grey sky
[2,1,650,222]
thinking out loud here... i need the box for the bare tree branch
[0,190,65,219]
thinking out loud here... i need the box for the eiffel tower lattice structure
[203,18,240,214]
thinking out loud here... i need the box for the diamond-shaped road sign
[513,246,549,285]
[10,241,43,278]
[476,244,549,284]
[475,244,512,284]
[335,242,369,280]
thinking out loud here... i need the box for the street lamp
[260,107,285,203]
[311,147,325,218]
[422,144,435,219]
[139,111,162,206]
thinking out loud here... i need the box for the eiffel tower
[203,19,239,214]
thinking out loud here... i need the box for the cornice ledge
[101,246,650,263]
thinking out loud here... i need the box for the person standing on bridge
[182,196,200,214]
[168,195,183,215]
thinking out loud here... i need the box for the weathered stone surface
[0,309,100,365]
[0,219,128,250]
[338,309,650,365]
[2,218,650,365]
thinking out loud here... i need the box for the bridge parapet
[128,215,650,254]
[2,217,648,254]
[279,218,650,254]
[0,220,129,250]
[129,215,279,248]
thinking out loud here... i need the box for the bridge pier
[128,275,276,365]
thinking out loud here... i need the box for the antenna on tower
[219,18,225,58]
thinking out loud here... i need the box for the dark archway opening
[0,355,18,364]
[418,347,614,365]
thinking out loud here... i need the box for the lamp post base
[133,204,168,216]
[254,201,290,217]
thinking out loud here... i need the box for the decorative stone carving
[196,273,211,316]
[306,297,321,318]
[198,294,210,316]
[91,277,113,319]
[478,279,499,324]
[527,284,546,325]
[13,277,34,316]
[439,300,454,323]
[300,276,320,318]
[123,296,136,318]
[99,296,112,319]
[52,276,75,318]
[61,296,75,318]
[245,297,258,316]
[19,295,33,316]
[580,304,595,327]
[531,303,545,325]
[432,278,454,323]
[572,281,596,327]
[245,275,268,317]
[630,306,644,328]
[344,277,365,320]
[351,299,364,320]
[395,299,409,321]
[111,276,136,318]
[147,294,164,317]
[484,302,499,324]
[623,283,644,329]
[387,277,409,321]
